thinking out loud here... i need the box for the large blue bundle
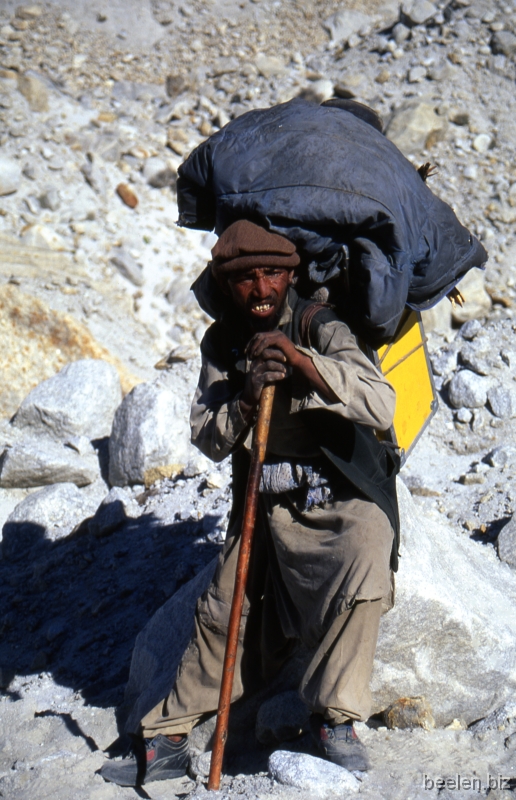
[177,98,487,341]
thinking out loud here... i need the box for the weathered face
[225,266,294,331]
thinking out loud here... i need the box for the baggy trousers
[141,485,394,737]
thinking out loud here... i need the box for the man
[101,219,398,786]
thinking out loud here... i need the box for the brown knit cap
[210,220,300,278]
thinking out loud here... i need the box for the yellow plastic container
[367,309,437,463]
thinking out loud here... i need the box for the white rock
[189,750,212,779]
[12,359,122,441]
[183,453,211,478]
[15,6,44,20]
[306,78,334,103]
[0,156,22,196]
[402,0,437,26]
[256,691,309,744]
[486,445,516,468]
[456,408,472,424]
[206,471,224,489]
[421,297,452,334]
[268,751,359,796]
[108,382,190,486]
[39,188,60,211]
[255,54,285,79]
[386,101,444,154]
[452,268,491,324]
[17,71,48,112]
[142,156,176,188]
[430,347,457,377]
[81,153,106,195]
[0,438,99,488]
[448,369,489,408]
[110,249,144,286]
[2,483,97,558]
[460,319,483,340]
[393,23,410,43]
[323,9,372,43]
[408,66,427,83]
[487,386,516,419]
[20,224,69,251]
[473,133,491,153]
[372,482,516,725]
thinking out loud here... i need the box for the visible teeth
[255,304,272,312]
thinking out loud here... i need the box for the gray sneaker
[310,715,370,771]
[99,734,189,786]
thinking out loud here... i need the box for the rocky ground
[2,0,516,798]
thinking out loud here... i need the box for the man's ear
[287,269,295,285]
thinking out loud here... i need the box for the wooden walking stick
[207,383,276,791]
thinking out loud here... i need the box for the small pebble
[116,183,138,209]
[472,134,492,153]
[408,66,427,83]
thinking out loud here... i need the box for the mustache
[249,295,276,306]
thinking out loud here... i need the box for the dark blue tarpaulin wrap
[177,98,487,341]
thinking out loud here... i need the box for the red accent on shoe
[146,749,155,761]
[320,727,329,741]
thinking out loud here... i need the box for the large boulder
[0,437,99,488]
[12,359,122,441]
[371,481,516,725]
[108,381,190,487]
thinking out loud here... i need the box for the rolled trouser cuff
[141,709,204,738]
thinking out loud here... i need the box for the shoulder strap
[299,302,338,349]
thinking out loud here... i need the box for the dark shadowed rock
[89,486,140,537]
[491,31,516,57]
[256,690,309,744]
[122,559,217,733]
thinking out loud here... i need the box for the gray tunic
[190,299,396,462]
